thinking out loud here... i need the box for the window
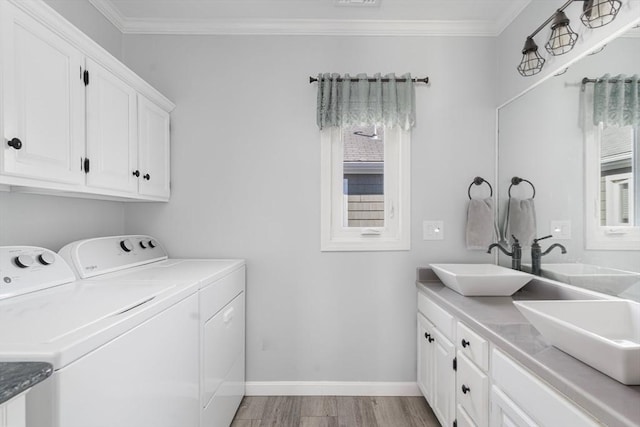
[585,123,640,249]
[321,124,410,251]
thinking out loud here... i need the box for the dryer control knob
[120,239,134,252]
[139,241,148,249]
[148,239,158,248]
[38,252,56,265]
[15,255,34,268]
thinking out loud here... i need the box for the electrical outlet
[423,220,444,240]
[550,220,572,240]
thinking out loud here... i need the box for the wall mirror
[497,24,640,301]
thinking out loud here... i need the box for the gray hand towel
[466,198,497,250]
[504,198,537,246]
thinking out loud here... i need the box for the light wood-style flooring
[231,396,440,427]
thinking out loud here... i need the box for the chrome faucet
[531,235,567,276]
[487,235,522,271]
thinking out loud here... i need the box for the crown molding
[494,0,531,36]
[87,0,126,32]
[119,18,502,36]
[86,0,514,36]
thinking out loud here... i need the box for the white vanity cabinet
[490,349,601,427]
[417,293,456,427]
[0,0,174,201]
[456,322,489,427]
[0,2,85,185]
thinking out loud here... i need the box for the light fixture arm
[526,0,581,39]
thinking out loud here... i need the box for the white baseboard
[245,381,421,396]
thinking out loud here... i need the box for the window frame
[584,122,640,249]
[320,125,410,251]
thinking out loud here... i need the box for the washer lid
[0,279,181,368]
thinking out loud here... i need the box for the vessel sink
[429,264,532,296]
[540,263,640,296]
[514,300,640,385]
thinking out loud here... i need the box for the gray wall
[121,34,497,382]
[0,0,126,251]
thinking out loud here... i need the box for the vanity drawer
[417,292,454,341]
[457,322,489,372]
[457,352,489,427]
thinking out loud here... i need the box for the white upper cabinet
[138,94,170,198]
[85,58,138,194]
[0,0,175,201]
[1,2,85,185]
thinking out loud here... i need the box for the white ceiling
[87,0,533,36]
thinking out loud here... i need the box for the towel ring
[468,176,493,199]
[508,176,536,199]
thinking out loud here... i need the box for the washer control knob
[139,241,148,249]
[38,252,56,265]
[15,255,34,268]
[120,239,134,252]
[148,239,157,248]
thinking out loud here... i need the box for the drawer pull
[461,339,470,348]
[223,307,235,323]
[461,384,471,394]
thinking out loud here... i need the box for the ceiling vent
[335,0,380,6]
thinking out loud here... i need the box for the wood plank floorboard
[232,396,438,427]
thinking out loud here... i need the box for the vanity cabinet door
[1,2,84,184]
[137,94,170,199]
[432,327,455,427]
[417,314,435,402]
[85,58,138,194]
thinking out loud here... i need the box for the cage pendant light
[517,37,546,77]
[581,0,622,28]
[545,11,578,55]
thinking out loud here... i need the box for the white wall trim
[245,381,422,396]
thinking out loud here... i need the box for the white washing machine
[0,235,245,427]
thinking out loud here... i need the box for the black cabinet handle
[461,339,470,348]
[143,173,151,180]
[7,138,22,150]
[461,385,470,394]
[424,332,430,340]
[132,170,140,177]
[428,336,434,343]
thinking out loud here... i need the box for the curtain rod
[309,76,429,84]
[582,77,635,85]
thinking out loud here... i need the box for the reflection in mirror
[600,126,635,227]
[498,27,640,301]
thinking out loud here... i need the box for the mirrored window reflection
[599,125,636,226]
[342,125,385,228]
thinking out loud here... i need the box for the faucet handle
[533,235,553,244]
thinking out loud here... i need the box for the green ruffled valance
[316,73,416,131]
[593,74,640,127]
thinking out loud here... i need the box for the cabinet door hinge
[83,158,90,173]
[453,357,457,371]
[83,69,89,86]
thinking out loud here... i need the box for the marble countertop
[0,362,53,405]
[416,269,640,427]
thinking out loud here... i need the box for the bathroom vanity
[416,268,639,427]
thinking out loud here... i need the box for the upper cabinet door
[85,58,138,193]
[138,94,170,199]
[1,2,85,184]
